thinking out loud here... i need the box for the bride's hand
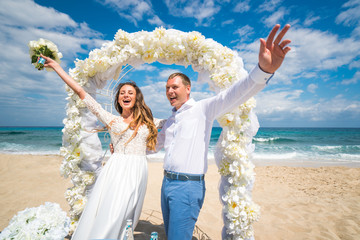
[40,54,60,70]
[109,143,114,154]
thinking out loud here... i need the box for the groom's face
[166,76,191,110]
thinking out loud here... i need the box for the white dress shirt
[156,65,273,175]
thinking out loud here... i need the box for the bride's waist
[112,152,146,157]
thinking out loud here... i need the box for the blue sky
[0,0,359,127]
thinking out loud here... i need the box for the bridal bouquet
[28,38,63,71]
[0,202,70,240]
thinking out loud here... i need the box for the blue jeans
[161,175,206,240]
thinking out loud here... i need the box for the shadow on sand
[65,209,211,240]
[134,209,212,240]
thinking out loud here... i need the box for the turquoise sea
[0,127,359,167]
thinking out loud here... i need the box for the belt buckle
[164,171,193,181]
[182,174,189,181]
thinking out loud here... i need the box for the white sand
[1,154,359,239]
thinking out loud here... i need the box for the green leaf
[39,46,45,54]
[31,55,38,63]
[44,46,52,56]
[49,52,55,59]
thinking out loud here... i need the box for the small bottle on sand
[150,231,158,240]
[122,219,134,240]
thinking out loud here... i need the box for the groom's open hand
[258,24,291,74]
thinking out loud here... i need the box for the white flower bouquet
[28,38,63,71]
[0,202,70,240]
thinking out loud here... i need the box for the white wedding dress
[72,93,164,240]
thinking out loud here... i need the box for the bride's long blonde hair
[113,82,158,151]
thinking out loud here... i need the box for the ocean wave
[252,150,360,165]
[253,152,297,160]
[0,131,27,135]
[0,142,59,155]
[0,142,31,152]
[312,145,360,153]
[253,137,296,143]
[338,153,360,160]
[312,145,342,150]
[0,150,61,155]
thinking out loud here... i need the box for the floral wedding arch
[60,27,260,239]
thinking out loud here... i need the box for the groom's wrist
[250,64,274,84]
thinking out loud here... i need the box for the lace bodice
[83,93,165,155]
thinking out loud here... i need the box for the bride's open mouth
[122,99,132,105]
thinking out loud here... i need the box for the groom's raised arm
[203,24,291,119]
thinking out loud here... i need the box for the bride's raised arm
[41,54,86,100]
[42,54,117,128]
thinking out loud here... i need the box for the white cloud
[235,26,360,84]
[164,0,221,26]
[134,64,158,72]
[336,0,360,26]
[262,8,287,27]
[304,14,321,27]
[349,60,360,69]
[139,81,172,118]
[233,0,250,13]
[255,89,305,116]
[257,0,283,13]
[255,89,360,123]
[0,0,104,57]
[0,0,77,29]
[0,0,104,126]
[341,71,360,85]
[307,83,318,93]
[97,0,150,23]
[353,26,360,37]
[234,25,254,41]
[148,16,166,26]
[96,0,168,27]
[336,0,360,37]
[159,68,181,79]
[221,19,234,26]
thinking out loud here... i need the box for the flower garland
[0,202,70,240]
[61,27,260,238]
[216,98,261,239]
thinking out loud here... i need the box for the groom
[156,24,291,239]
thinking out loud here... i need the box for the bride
[42,54,164,239]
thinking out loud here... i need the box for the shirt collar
[172,98,196,113]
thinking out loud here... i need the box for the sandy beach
[0,154,359,239]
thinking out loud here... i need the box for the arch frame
[60,27,260,238]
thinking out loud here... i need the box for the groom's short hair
[168,72,191,87]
